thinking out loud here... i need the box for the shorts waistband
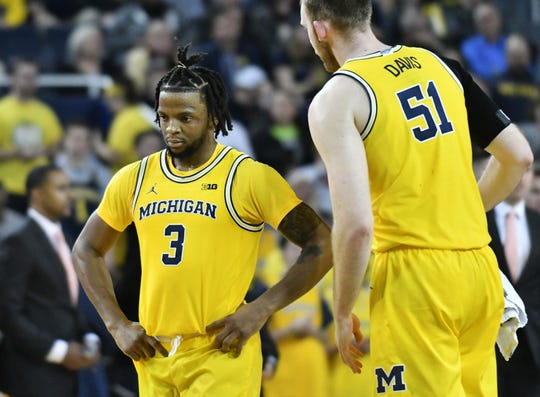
[154,333,212,357]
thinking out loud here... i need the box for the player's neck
[334,29,388,66]
[171,139,217,172]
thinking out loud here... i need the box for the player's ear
[313,20,328,42]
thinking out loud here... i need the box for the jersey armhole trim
[427,49,464,92]
[225,155,264,232]
[332,71,377,140]
[131,156,149,216]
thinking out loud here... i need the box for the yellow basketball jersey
[337,46,490,252]
[97,143,301,336]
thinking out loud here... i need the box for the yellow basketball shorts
[369,246,503,396]
[134,332,262,397]
[263,337,329,397]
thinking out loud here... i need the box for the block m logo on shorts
[375,364,407,394]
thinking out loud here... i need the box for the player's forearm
[332,222,372,320]
[256,223,332,316]
[479,124,534,211]
[478,157,526,211]
[72,243,129,332]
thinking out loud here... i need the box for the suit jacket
[487,208,540,369]
[0,218,88,397]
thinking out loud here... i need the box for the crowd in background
[0,0,539,396]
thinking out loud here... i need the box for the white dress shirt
[494,200,531,280]
[27,208,71,363]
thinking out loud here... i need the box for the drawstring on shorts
[154,332,204,357]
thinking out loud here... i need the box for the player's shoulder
[234,153,267,173]
[311,75,357,112]
[309,72,371,128]
[232,154,285,186]
[219,144,257,168]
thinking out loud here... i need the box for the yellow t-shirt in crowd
[0,95,62,195]
[106,104,158,170]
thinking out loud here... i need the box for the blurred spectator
[0,181,25,241]
[165,0,206,21]
[252,89,307,175]
[0,0,28,27]
[261,237,329,397]
[217,118,256,157]
[489,33,539,123]
[491,0,540,59]
[137,57,173,109]
[138,0,182,28]
[55,120,111,240]
[165,0,207,44]
[0,164,100,397]
[486,165,540,396]
[286,149,331,224]
[124,19,177,96]
[420,0,476,48]
[72,7,102,27]
[102,3,149,70]
[197,4,267,92]
[31,0,88,22]
[397,3,447,53]
[369,0,401,44]
[62,22,108,76]
[271,24,328,101]
[94,77,159,171]
[0,58,63,214]
[527,161,540,213]
[460,2,507,81]
[246,0,300,58]
[26,0,59,30]
[134,129,165,159]
[229,63,273,125]
[534,98,540,156]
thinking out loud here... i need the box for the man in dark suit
[0,164,99,397]
[486,165,540,396]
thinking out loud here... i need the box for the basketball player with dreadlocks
[72,45,333,396]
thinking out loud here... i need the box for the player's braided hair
[154,44,232,137]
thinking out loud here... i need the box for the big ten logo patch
[201,183,218,190]
[375,364,407,394]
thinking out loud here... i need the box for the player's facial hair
[318,41,340,72]
[167,128,210,161]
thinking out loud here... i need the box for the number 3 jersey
[336,45,507,252]
[97,143,301,336]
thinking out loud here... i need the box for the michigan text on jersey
[139,199,217,221]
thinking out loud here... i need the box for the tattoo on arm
[296,244,323,265]
[278,203,323,247]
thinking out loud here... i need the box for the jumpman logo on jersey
[147,183,158,195]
